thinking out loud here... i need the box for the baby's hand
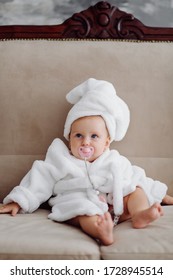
[0,202,20,216]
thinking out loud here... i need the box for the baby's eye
[75,133,82,138]
[91,134,98,139]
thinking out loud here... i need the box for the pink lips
[78,146,94,159]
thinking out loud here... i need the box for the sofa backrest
[0,2,173,201]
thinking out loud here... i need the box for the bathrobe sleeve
[3,139,67,213]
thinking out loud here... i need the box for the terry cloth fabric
[64,78,130,142]
[3,139,167,219]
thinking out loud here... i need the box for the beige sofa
[0,2,173,260]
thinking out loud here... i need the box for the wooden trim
[0,1,173,41]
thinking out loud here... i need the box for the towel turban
[64,78,130,142]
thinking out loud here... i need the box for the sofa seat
[0,205,172,260]
[0,206,100,260]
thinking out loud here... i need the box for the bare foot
[95,212,114,245]
[132,203,163,229]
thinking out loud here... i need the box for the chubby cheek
[90,146,102,158]
[69,141,79,157]
[94,143,109,157]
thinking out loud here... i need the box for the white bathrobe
[3,138,167,222]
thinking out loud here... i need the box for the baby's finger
[11,207,19,216]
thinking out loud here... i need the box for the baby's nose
[82,136,90,145]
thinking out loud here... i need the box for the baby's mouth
[78,146,94,159]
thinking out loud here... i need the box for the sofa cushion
[1,206,172,260]
[0,207,100,259]
[100,206,173,259]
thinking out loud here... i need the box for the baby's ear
[105,136,111,149]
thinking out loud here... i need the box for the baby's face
[69,116,110,162]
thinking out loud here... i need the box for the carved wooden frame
[0,1,173,41]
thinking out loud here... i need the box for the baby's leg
[68,213,114,245]
[131,203,163,229]
[125,187,163,229]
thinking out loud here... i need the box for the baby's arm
[0,202,20,216]
[1,139,67,214]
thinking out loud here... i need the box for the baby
[0,78,173,246]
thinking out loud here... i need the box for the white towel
[64,78,130,142]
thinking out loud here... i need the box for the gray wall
[0,0,173,27]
